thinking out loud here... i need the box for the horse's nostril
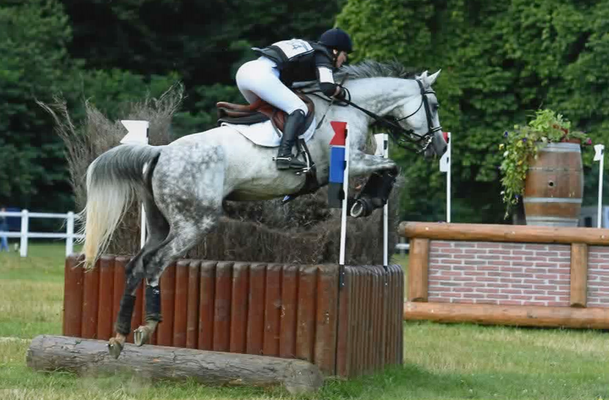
[442,131,448,142]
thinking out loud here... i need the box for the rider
[235,28,353,170]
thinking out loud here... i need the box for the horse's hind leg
[133,209,220,346]
[126,143,225,349]
[108,195,170,358]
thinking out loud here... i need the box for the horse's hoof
[350,202,364,218]
[107,338,124,359]
[134,326,150,347]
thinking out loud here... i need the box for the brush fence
[400,222,609,329]
[63,254,404,378]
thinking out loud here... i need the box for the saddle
[216,92,316,134]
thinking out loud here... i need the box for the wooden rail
[399,221,609,245]
[404,302,609,329]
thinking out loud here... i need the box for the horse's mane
[334,59,419,81]
[292,60,420,92]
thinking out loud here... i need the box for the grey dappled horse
[80,61,446,358]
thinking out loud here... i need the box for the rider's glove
[333,85,347,100]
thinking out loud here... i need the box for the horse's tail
[79,144,162,267]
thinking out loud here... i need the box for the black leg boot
[350,170,398,217]
[276,109,307,170]
[145,284,162,324]
[114,294,136,336]
[133,284,162,346]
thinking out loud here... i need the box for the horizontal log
[398,221,609,245]
[403,302,609,329]
[26,335,323,394]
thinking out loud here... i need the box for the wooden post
[279,264,298,358]
[63,254,84,337]
[263,264,282,356]
[313,265,339,375]
[229,262,250,353]
[174,260,190,347]
[96,256,115,340]
[213,261,233,352]
[296,265,317,363]
[157,264,175,346]
[407,238,429,302]
[246,263,265,355]
[112,257,128,337]
[198,261,216,350]
[570,243,588,308]
[186,261,200,349]
[81,264,100,338]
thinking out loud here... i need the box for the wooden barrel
[523,142,583,227]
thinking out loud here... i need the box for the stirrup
[275,156,307,170]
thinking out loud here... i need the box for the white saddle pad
[221,117,317,148]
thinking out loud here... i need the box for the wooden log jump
[63,256,404,378]
[26,335,324,394]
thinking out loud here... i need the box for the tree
[60,0,346,125]
[0,0,78,211]
[338,0,607,223]
[0,0,180,215]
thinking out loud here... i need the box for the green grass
[0,244,607,400]
[0,243,73,338]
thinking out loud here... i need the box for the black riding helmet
[319,27,353,53]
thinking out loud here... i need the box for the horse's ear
[427,69,441,86]
[415,70,429,80]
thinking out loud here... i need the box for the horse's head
[387,70,447,159]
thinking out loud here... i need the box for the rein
[304,79,441,154]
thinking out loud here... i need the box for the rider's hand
[333,85,346,99]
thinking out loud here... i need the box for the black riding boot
[276,109,307,170]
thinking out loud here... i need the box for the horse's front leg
[348,150,399,218]
[349,149,397,177]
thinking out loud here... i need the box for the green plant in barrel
[500,109,591,218]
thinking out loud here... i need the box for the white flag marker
[594,144,605,228]
[121,120,150,247]
[439,132,451,222]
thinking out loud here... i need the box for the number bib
[272,39,314,60]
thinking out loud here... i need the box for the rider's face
[335,51,348,68]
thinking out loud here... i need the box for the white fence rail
[0,210,83,257]
[395,241,410,252]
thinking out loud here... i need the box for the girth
[216,92,316,134]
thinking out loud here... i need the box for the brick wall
[428,241,571,306]
[588,246,609,307]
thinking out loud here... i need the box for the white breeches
[235,57,308,115]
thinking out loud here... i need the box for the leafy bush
[499,109,591,217]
